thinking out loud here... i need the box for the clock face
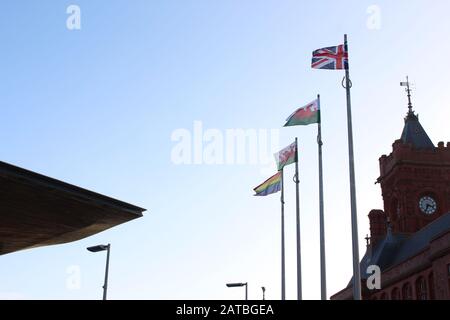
[419,196,437,215]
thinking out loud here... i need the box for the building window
[416,277,428,300]
[391,198,400,221]
[448,264,450,294]
[428,273,435,300]
[402,282,413,300]
[379,292,387,300]
[391,288,400,300]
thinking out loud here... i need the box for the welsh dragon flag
[284,99,320,127]
[274,141,297,171]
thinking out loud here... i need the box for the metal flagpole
[343,34,362,300]
[294,137,302,300]
[317,95,327,300]
[280,168,286,300]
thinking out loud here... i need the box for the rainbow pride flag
[253,172,282,196]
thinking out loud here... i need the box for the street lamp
[262,287,266,300]
[226,282,248,300]
[87,243,111,300]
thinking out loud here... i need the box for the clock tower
[331,78,450,300]
[375,78,450,237]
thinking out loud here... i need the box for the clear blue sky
[1,0,449,300]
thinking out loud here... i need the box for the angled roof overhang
[0,161,146,255]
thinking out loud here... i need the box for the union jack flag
[311,44,348,70]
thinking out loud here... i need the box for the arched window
[428,273,435,300]
[379,292,387,300]
[402,282,412,300]
[416,277,428,300]
[391,198,400,221]
[391,287,400,300]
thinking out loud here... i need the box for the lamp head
[87,244,109,252]
[226,283,245,288]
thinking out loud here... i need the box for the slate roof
[348,212,450,286]
[400,111,435,149]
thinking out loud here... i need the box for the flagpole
[280,168,286,300]
[317,95,327,300]
[343,34,362,300]
[294,137,302,300]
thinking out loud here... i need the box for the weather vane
[400,76,414,113]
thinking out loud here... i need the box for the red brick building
[331,96,450,300]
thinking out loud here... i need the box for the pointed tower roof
[400,112,434,149]
[399,77,435,149]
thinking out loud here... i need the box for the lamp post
[261,287,266,300]
[226,282,248,300]
[87,243,110,300]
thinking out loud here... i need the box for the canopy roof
[0,161,146,255]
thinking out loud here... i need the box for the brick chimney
[368,209,387,247]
